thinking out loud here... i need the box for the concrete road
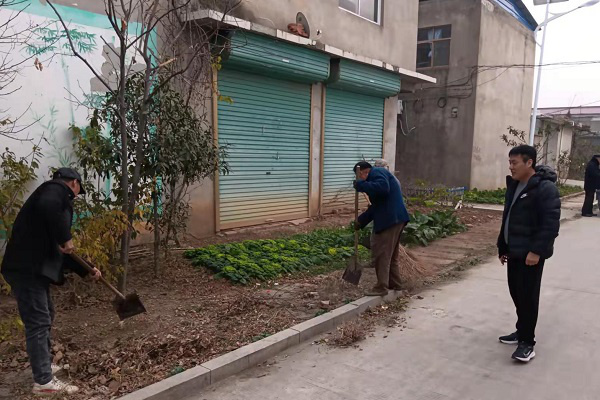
[193,217,600,400]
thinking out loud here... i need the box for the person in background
[582,154,600,217]
[497,145,560,363]
[374,159,389,170]
[1,168,101,396]
[353,161,410,296]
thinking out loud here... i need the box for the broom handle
[362,193,371,206]
[70,253,126,300]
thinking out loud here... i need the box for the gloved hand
[352,220,362,231]
[352,180,357,190]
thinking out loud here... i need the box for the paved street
[193,216,600,400]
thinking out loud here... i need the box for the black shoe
[499,331,519,345]
[582,214,597,217]
[512,343,535,362]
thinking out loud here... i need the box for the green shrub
[403,210,466,247]
[464,188,506,205]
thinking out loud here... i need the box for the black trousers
[507,258,545,346]
[582,189,595,215]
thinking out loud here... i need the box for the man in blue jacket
[354,161,410,296]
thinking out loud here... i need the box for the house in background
[536,106,600,180]
[536,106,600,136]
[534,113,581,178]
[395,0,537,190]
[184,0,435,236]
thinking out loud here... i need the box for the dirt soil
[0,207,502,400]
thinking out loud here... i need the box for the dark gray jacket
[1,180,87,285]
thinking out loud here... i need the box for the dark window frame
[416,25,452,69]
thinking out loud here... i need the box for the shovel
[342,167,365,285]
[70,253,147,321]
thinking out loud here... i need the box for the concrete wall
[395,0,481,187]
[229,0,418,70]
[0,1,142,191]
[470,0,535,189]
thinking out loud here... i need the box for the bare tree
[0,0,53,140]
[46,0,240,290]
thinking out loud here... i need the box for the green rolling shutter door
[217,69,311,228]
[322,59,400,210]
[322,89,384,210]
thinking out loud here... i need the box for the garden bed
[0,207,502,400]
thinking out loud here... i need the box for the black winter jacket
[1,180,87,286]
[497,166,561,260]
[584,157,600,191]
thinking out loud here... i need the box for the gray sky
[522,0,600,108]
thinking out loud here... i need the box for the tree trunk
[153,187,160,276]
[117,28,130,293]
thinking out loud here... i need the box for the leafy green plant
[464,188,506,205]
[184,227,369,285]
[186,209,465,284]
[0,145,42,293]
[403,210,466,247]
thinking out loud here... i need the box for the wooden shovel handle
[70,253,126,300]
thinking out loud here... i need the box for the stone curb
[116,291,402,400]
[560,191,585,201]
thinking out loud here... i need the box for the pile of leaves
[403,210,466,247]
[465,184,582,205]
[184,228,369,284]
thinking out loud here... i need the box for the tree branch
[46,0,115,95]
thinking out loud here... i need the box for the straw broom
[395,244,433,286]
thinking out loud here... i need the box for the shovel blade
[342,257,362,285]
[342,267,362,285]
[112,293,146,321]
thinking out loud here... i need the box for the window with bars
[339,0,382,24]
[416,25,451,68]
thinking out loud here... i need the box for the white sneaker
[32,377,79,396]
[51,364,62,375]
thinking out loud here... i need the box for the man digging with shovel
[1,168,101,396]
[353,161,410,296]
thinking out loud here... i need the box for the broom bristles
[396,244,433,284]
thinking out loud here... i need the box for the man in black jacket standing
[582,154,600,217]
[1,168,101,396]
[497,145,560,363]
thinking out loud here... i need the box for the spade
[70,253,146,321]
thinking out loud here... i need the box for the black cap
[53,167,85,195]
